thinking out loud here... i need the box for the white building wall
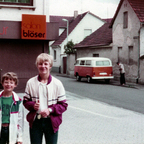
[140,27,144,57]
[139,28,144,82]
[112,0,141,82]
[50,27,65,69]
[61,13,105,54]
[57,13,106,73]
[77,47,113,59]
[59,28,65,35]
[0,0,50,22]
[50,46,61,72]
[51,12,106,73]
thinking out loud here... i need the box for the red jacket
[23,75,68,133]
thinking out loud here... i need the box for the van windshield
[75,60,79,65]
[96,60,110,66]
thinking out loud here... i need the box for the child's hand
[40,108,50,118]
[17,142,22,144]
[34,100,40,111]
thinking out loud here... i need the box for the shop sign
[0,27,8,35]
[21,14,46,40]
[0,21,20,39]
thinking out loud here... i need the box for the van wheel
[76,75,81,81]
[105,79,110,84]
[87,76,91,83]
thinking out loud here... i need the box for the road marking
[66,91,118,119]
[66,91,86,99]
[69,105,119,119]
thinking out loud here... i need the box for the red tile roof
[50,16,73,28]
[110,0,144,27]
[74,19,112,48]
[51,12,88,46]
[128,0,144,22]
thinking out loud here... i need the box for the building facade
[110,0,144,83]
[0,0,59,91]
[50,11,106,74]
[74,0,144,83]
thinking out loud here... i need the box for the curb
[54,73,144,89]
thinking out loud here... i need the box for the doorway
[63,57,67,74]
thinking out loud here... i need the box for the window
[123,11,128,29]
[0,0,33,6]
[86,60,91,65]
[84,29,92,38]
[128,46,133,65]
[103,61,110,66]
[54,50,56,60]
[118,47,122,62]
[75,60,79,65]
[93,54,99,57]
[96,61,110,66]
[80,60,85,65]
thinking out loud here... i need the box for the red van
[74,57,114,83]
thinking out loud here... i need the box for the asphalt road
[54,74,144,115]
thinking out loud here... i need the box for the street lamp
[62,18,69,44]
[62,18,69,75]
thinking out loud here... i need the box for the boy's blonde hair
[2,72,18,86]
[35,53,53,67]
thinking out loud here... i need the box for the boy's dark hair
[116,62,119,65]
[2,72,18,86]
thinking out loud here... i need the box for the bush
[64,40,76,54]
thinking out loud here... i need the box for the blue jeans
[30,116,58,144]
[0,126,9,144]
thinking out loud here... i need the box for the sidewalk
[110,79,144,89]
[58,92,144,144]
[54,73,144,143]
[20,91,144,144]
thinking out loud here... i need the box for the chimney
[74,11,78,19]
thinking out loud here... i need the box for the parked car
[74,57,114,83]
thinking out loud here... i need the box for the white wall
[61,13,105,54]
[49,27,65,68]
[0,0,50,22]
[112,0,140,81]
[59,28,65,35]
[57,13,105,73]
[51,12,105,71]
[51,46,61,67]
[140,27,144,57]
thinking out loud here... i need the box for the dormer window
[0,0,33,6]
[84,29,92,38]
[123,11,128,29]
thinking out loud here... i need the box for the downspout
[137,23,143,83]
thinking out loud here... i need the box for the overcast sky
[49,0,120,18]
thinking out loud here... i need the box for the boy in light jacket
[23,53,68,144]
[0,72,23,144]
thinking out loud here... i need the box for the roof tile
[74,19,112,48]
[51,12,88,46]
[50,16,73,28]
[128,0,144,22]
[110,0,144,27]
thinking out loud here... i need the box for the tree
[64,40,76,54]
